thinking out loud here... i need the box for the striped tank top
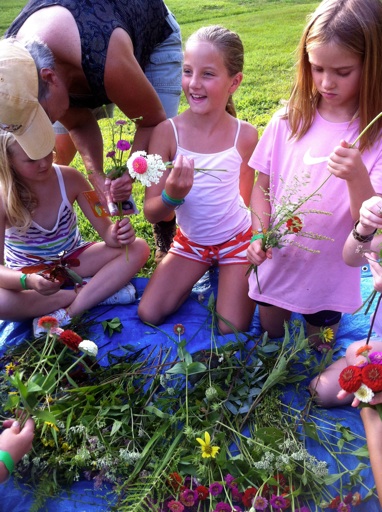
[4,165,85,270]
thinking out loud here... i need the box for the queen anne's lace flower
[127,151,166,186]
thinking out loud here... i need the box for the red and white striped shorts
[168,226,252,265]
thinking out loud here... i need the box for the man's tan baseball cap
[0,39,55,159]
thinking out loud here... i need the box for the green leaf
[145,406,170,419]
[110,420,123,436]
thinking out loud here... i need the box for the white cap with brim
[0,39,55,160]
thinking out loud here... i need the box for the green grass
[1,1,319,275]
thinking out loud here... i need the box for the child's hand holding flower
[111,217,136,246]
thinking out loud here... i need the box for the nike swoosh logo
[303,149,328,165]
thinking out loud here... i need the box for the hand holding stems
[0,418,35,483]
[337,388,382,507]
[110,217,136,247]
[164,154,194,201]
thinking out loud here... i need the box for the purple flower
[230,485,243,502]
[213,503,232,512]
[106,150,116,158]
[337,503,351,512]
[209,482,224,496]
[370,351,382,365]
[269,494,288,510]
[224,473,235,488]
[116,139,131,151]
[115,119,127,125]
[253,496,268,510]
[179,488,197,507]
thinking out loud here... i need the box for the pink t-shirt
[248,109,382,314]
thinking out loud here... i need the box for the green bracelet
[250,232,264,243]
[20,273,28,290]
[0,450,15,475]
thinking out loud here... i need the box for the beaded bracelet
[20,273,28,290]
[161,189,185,209]
[352,221,377,243]
[250,231,264,243]
[0,450,15,475]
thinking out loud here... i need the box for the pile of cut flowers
[0,303,377,512]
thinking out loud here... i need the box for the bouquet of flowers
[338,344,382,417]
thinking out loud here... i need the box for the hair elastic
[0,451,15,475]
[161,189,185,209]
[20,273,28,290]
[250,232,264,243]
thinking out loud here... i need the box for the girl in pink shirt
[247,0,382,347]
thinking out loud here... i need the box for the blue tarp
[0,267,381,511]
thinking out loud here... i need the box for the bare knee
[137,299,164,326]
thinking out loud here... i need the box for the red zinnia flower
[338,365,362,393]
[167,472,183,492]
[242,487,258,507]
[173,323,185,335]
[37,315,59,332]
[59,330,82,351]
[196,485,209,500]
[286,216,303,233]
[362,363,382,392]
[328,496,341,509]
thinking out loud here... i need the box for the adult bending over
[0,0,182,257]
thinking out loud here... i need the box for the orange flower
[356,345,373,357]
[37,316,59,332]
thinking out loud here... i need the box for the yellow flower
[196,431,220,458]
[5,362,17,375]
[320,327,334,344]
[45,421,59,432]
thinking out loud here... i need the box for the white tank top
[169,118,251,245]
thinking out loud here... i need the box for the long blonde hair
[287,0,382,152]
[185,25,244,117]
[0,132,37,230]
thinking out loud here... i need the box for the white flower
[78,339,98,357]
[126,151,166,187]
[354,383,374,403]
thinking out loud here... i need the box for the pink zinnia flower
[179,488,197,507]
[132,155,148,174]
[106,150,116,158]
[167,500,185,512]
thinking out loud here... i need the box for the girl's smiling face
[308,42,363,120]
[182,40,241,114]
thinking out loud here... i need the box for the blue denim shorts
[54,11,182,135]
[144,11,183,118]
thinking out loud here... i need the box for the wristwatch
[352,220,377,243]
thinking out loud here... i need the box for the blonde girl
[0,132,149,335]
